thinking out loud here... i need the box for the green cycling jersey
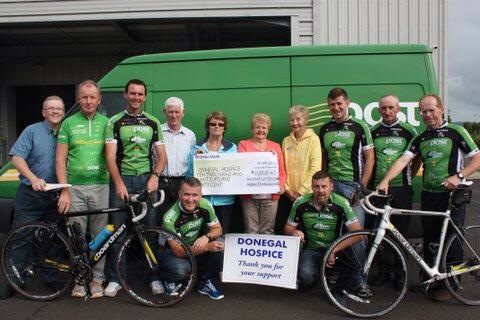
[371,119,418,186]
[163,198,218,245]
[288,192,357,249]
[105,110,163,176]
[57,111,109,185]
[405,122,478,193]
[318,116,373,182]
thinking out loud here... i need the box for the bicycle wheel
[442,225,480,305]
[116,227,197,307]
[1,222,74,300]
[321,230,408,318]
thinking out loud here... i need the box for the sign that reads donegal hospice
[193,152,279,195]
[222,234,300,289]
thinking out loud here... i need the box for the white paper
[44,183,72,191]
[222,233,300,289]
[193,152,279,195]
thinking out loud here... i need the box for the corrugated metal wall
[0,0,446,162]
[0,0,315,46]
[0,0,446,92]
[312,0,446,98]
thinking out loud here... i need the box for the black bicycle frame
[62,203,146,271]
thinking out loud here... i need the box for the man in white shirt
[158,97,196,220]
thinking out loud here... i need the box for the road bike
[321,183,480,318]
[1,190,197,307]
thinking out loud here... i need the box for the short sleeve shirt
[57,111,109,185]
[160,123,196,177]
[105,110,164,176]
[9,120,57,185]
[405,122,479,193]
[371,119,418,186]
[163,198,218,245]
[287,192,357,249]
[319,116,374,182]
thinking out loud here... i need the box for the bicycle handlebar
[361,181,473,216]
[129,190,165,223]
[360,191,387,216]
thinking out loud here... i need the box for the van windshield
[98,91,126,117]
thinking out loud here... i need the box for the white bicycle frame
[360,192,480,286]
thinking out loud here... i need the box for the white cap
[164,96,184,110]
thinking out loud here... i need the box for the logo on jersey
[385,137,403,144]
[430,139,448,146]
[331,141,346,149]
[130,136,147,143]
[391,130,400,137]
[86,165,100,171]
[187,219,202,230]
[133,126,149,133]
[185,230,198,239]
[427,150,443,158]
[315,213,334,220]
[382,148,397,156]
[334,131,351,139]
[312,223,329,230]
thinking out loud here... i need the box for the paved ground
[1,184,480,320]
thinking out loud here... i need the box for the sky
[448,0,480,121]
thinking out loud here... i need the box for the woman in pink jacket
[238,113,286,234]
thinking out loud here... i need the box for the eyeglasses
[209,122,225,127]
[44,107,64,112]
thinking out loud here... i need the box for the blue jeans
[214,204,233,235]
[298,247,327,288]
[107,174,158,283]
[333,180,365,227]
[13,183,58,228]
[12,184,60,283]
[158,247,223,282]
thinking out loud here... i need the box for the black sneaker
[0,283,15,299]
[356,283,373,298]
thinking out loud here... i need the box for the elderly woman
[282,105,322,204]
[238,113,286,234]
[187,111,237,234]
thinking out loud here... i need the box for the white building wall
[313,0,446,98]
[0,0,446,94]
[0,0,447,160]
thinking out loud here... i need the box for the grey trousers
[240,197,278,234]
[69,184,109,284]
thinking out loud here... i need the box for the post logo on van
[307,101,421,130]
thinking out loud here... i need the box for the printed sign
[193,152,279,195]
[222,234,300,289]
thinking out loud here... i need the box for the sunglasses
[209,122,225,127]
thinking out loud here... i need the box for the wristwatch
[205,233,212,242]
[456,172,465,179]
[152,172,161,178]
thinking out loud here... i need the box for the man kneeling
[160,177,224,299]
[284,171,362,290]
